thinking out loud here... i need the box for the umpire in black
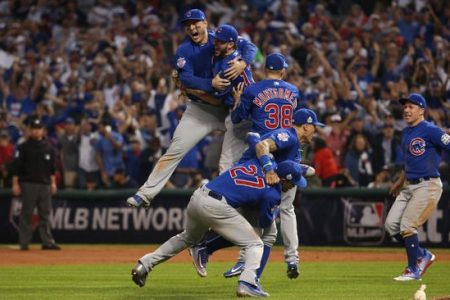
[12,118,60,250]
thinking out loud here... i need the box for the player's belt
[407,176,439,185]
[201,186,224,201]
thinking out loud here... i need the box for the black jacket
[12,138,56,184]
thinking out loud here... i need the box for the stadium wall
[0,187,448,247]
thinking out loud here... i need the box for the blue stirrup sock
[256,245,272,279]
[404,234,419,272]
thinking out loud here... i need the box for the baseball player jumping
[385,93,449,281]
[181,24,255,173]
[127,9,256,208]
[189,109,323,280]
[130,158,306,298]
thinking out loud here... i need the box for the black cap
[29,118,44,128]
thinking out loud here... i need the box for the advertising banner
[0,189,448,246]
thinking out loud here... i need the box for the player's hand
[224,58,246,80]
[265,170,280,185]
[212,73,230,91]
[232,82,244,110]
[389,182,402,197]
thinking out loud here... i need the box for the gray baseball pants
[385,178,442,237]
[235,186,298,264]
[137,101,228,200]
[139,187,263,286]
[218,114,252,173]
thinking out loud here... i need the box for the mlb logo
[343,199,386,245]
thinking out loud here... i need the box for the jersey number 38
[264,104,293,129]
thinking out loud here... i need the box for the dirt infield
[1,245,450,266]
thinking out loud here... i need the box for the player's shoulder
[423,120,440,129]
[282,81,299,92]
[265,127,293,139]
[249,80,272,90]
[414,120,443,135]
[242,80,265,94]
[176,41,194,56]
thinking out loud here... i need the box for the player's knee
[249,239,264,249]
[262,233,277,247]
[384,220,399,236]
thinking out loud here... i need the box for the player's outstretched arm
[184,88,222,106]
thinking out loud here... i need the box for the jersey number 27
[230,165,265,189]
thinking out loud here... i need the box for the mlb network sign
[6,196,190,243]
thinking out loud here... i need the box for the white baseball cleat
[300,164,315,177]
[417,249,435,277]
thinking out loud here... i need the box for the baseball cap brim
[399,97,424,108]
[181,16,205,23]
[313,121,326,127]
[295,176,307,188]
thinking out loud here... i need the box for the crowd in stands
[0,0,449,190]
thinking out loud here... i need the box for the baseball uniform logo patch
[409,138,426,156]
[307,116,313,123]
[441,134,450,145]
[177,57,186,69]
[277,132,289,142]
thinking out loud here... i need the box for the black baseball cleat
[131,262,149,287]
[42,244,61,250]
[287,262,300,279]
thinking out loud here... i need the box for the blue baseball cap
[276,160,307,188]
[293,108,325,127]
[215,24,238,43]
[399,93,427,109]
[265,53,288,70]
[180,9,206,24]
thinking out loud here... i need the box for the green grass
[1,261,449,299]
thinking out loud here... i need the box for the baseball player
[232,53,303,278]
[127,9,256,208]
[384,93,449,281]
[231,53,300,136]
[130,158,306,298]
[189,109,323,280]
[181,24,255,172]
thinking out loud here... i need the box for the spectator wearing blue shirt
[96,120,125,187]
